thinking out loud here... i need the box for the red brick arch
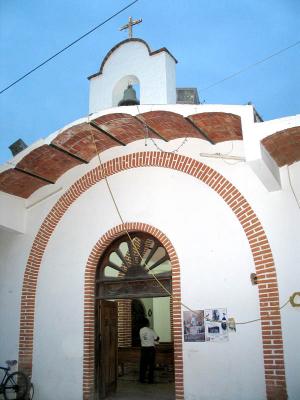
[19,151,286,400]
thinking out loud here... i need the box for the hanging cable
[136,104,189,153]
[87,117,292,325]
[234,298,291,325]
[0,0,138,95]
[88,121,172,296]
[200,40,300,93]
[287,165,300,209]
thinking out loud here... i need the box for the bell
[118,84,140,106]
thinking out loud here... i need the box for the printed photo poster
[183,310,205,342]
[205,308,229,342]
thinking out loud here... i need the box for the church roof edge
[87,38,178,80]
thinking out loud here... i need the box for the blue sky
[0,0,299,164]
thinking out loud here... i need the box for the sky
[0,0,299,164]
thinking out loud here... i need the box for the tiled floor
[105,380,175,400]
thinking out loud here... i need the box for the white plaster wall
[0,162,96,372]
[32,166,267,400]
[89,41,176,112]
[0,133,299,399]
[0,230,34,364]
[248,164,300,400]
[0,231,22,363]
[179,140,300,400]
[0,192,26,233]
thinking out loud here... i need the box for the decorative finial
[119,16,142,38]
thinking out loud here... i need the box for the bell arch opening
[112,74,140,107]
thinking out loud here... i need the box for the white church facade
[0,36,300,400]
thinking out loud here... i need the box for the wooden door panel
[99,300,118,398]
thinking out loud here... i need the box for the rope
[87,118,291,325]
[287,166,300,209]
[136,104,189,153]
[89,123,172,296]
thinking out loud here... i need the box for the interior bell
[118,84,140,106]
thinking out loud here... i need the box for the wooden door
[96,300,118,399]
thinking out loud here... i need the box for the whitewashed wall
[89,40,176,112]
[0,135,299,400]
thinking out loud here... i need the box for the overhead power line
[0,0,138,95]
[200,40,300,92]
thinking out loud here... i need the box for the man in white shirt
[139,318,159,384]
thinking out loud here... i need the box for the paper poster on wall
[205,308,228,342]
[183,310,205,342]
[183,308,228,342]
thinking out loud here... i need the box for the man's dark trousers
[139,346,156,383]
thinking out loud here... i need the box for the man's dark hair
[142,317,150,327]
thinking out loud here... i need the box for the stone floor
[105,380,175,400]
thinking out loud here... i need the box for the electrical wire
[200,40,300,92]
[88,122,172,297]
[287,165,300,209]
[0,0,138,95]
[136,104,189,153]
[235,298,291,326]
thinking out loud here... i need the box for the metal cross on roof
[119,16,142,38]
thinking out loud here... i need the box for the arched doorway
[95,231,174,399]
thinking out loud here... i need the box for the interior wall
[141,298,153,328]
[141,297,171,342]
[153,297,171,342]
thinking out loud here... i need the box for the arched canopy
[261,126,300,166]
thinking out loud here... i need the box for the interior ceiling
[0,111,299,199]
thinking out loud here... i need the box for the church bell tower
[88,18,177,113]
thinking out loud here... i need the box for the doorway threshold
[105,380,175,400]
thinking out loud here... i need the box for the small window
[100,233,171,280]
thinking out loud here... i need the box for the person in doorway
[139,317,159,384]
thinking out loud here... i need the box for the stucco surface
[0,139,299,399]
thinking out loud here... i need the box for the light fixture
[250,273,258,285]
[199,152,245,161]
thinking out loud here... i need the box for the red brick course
[188,112,242,143]
[139,111,207,140]
[52,122,118,162]
[93,113,149,144]
[19,152,286,399]
[118,300,132,347]
[17,144,83,182]
[0,168,47,198]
